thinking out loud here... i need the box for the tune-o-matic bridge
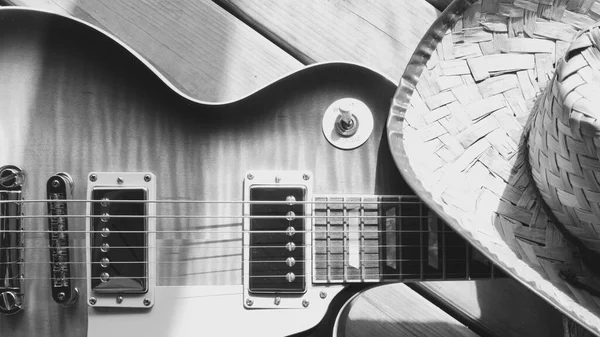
[47,173,79,306]
[0,165,25,314]
[85,172,156,308]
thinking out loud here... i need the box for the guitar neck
[312,195,503,284]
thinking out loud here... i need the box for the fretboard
[312,195,503,284]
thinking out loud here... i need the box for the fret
[442,219,447,280]
[443,222,468,280]
[326,205,331,282]
[346,197,361,281]
[423,213,444,280]
[342,200,347,283]
[313,195,380,283]
[362,197,380,281]
[399,196,422,280]
[381,196,400,281]
[468,245,493,279]
[313,194,501,284]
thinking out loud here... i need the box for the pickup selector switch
[322,98,374,150]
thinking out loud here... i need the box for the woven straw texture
[388,0,600,334]
[529,28,600,253]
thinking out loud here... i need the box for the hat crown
[527,26,600,254]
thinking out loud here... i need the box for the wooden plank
[425,0,453,11]
[9,1,564,336]
[216,0,439,81]
[418,280,564,337]
[338,284,479,337]
[10,0,302,102]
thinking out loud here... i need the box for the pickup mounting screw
[89,297,97,305]
[144,174,152,182]
[246,173,254,180]
[275,175,281,183]
[320,291,327,299]
[143,298,151,306]
[274,297,281,306]
[246,298,254,307]
[116,295,123,304]
[302,173,310,180]
[57,292,66,301]
[117,177,124,184]
[89,174,97,182]
[302,299,310,308]
[51,180,60,188]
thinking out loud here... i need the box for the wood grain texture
[10,0,303,102]
[214,1,565,336]
[337,284,478,337]
[1,2,557,337]
[0,9,405,337]
[216,0,440,82]
[418,280,563,337]
[425,0,454,11]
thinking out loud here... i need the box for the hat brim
[388,0,600,334]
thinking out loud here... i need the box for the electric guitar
[0,8,500,337]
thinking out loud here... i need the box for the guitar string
[6,265,495,281]
[1,257,475,265]
[0,242,470,249]
[0,199,425,204]
[0,225,444,233]
[1,214,437,220]
[8,268,491,280]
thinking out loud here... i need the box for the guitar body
[0,8,407,337]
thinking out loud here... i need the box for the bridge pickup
[86,172,156,308]
[0,165,24,315]
[47,173,79,306]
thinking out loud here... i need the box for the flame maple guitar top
[0,8,409,337]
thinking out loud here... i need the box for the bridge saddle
[0,165,25,315]
[47,173,79,306]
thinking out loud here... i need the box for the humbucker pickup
[243,171,313,309]
[90,188,148,294]
[86,172,156,308]
[248,186,306,294]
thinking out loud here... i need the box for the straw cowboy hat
[389,0,600,335]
